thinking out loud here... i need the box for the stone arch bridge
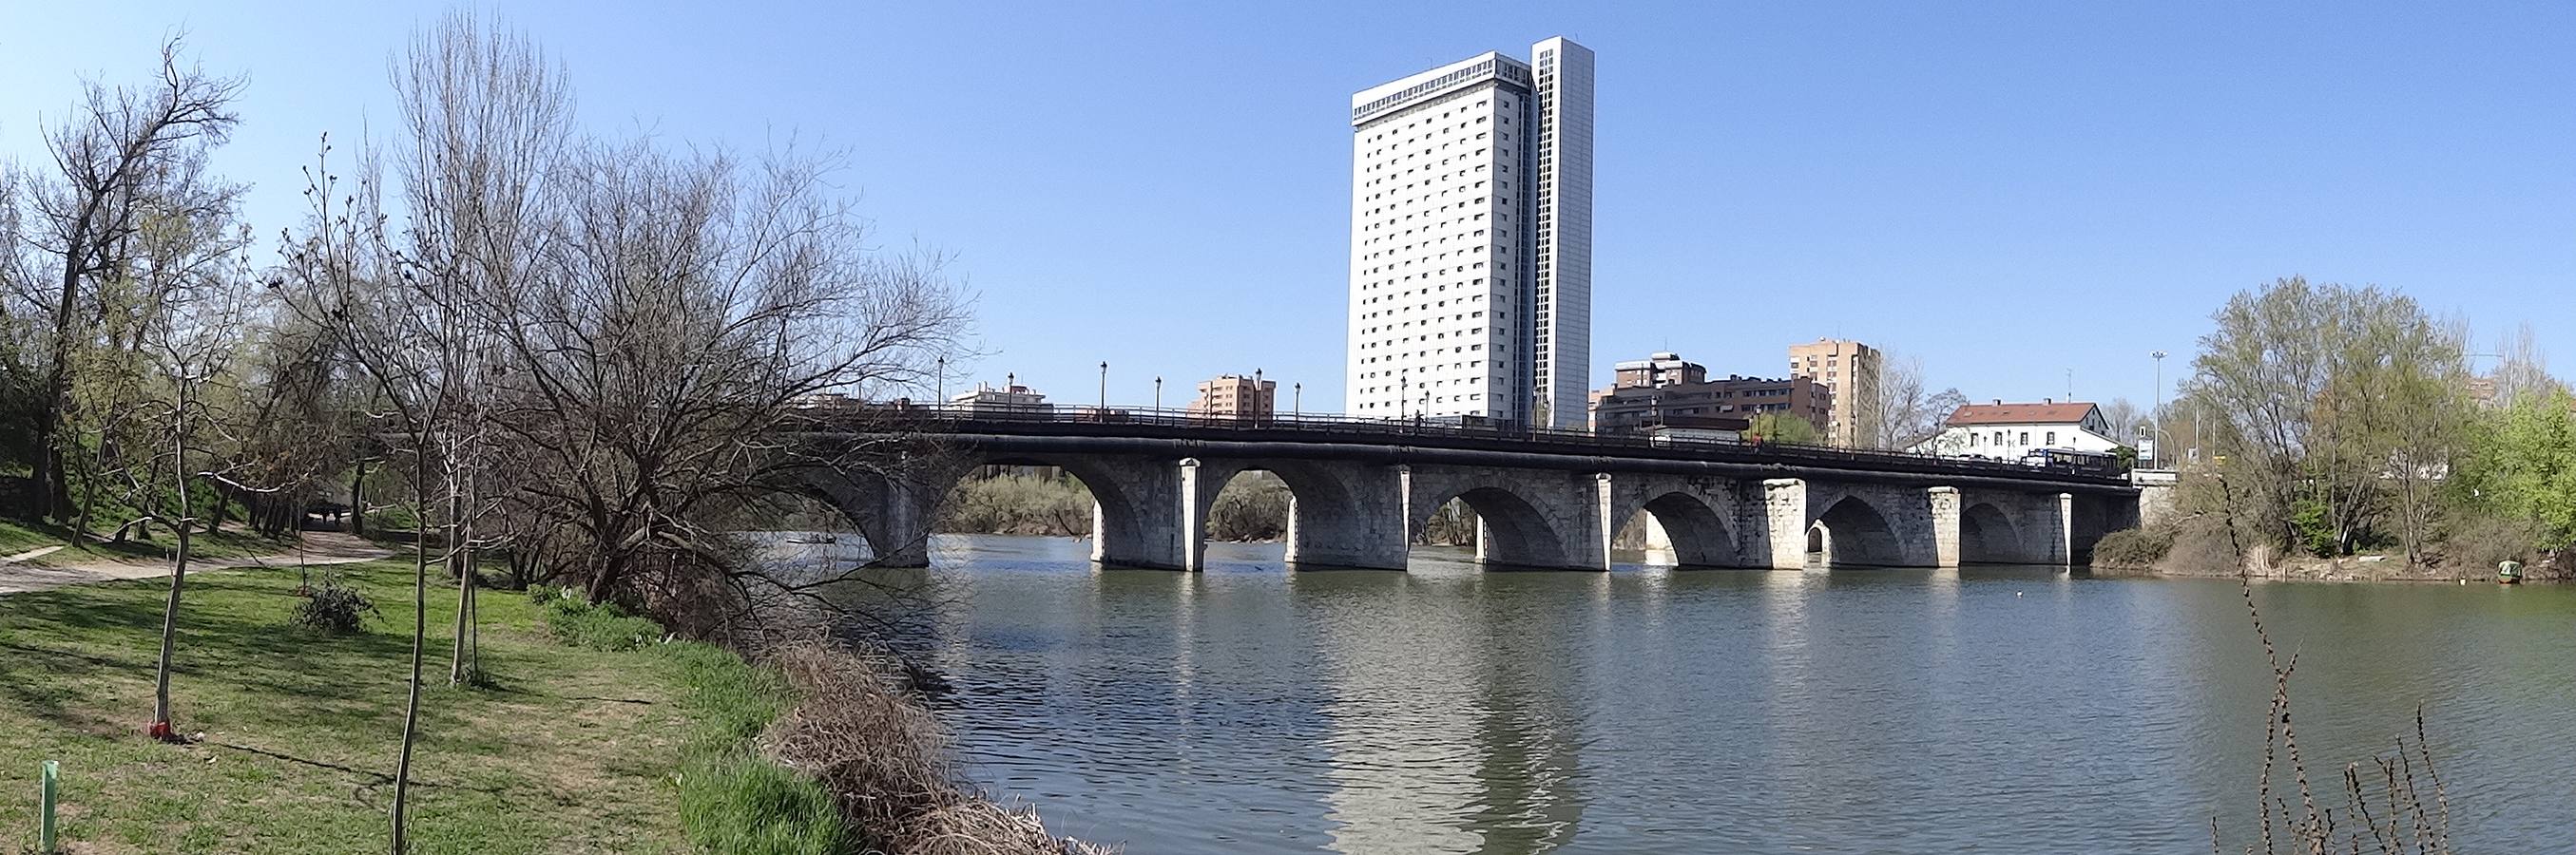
[796,412,2138,572]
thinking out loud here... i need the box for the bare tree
[2098,397,2146,446]
[24,37,244,522]
[276,134,451,854]
[128,213,258,741]
[490,135,963,614]
[1869,354,1967,451]
[2488,322,2561,407]
[386,9,570,688]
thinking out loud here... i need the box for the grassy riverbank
[0,558,832,853]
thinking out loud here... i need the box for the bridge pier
[1928,486,1962,568]
[1762,479,1809,569]
[796,466,945,568]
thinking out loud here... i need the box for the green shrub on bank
[681,737,849,854]
[535,595,851,852]
[2093,526,2174,566]
[665,641,851,855]
[537,589,666,651]
[289,573,379,633]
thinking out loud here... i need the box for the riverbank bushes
[939,472,1094,537]
[765,642,1110,855]
[2101,277,2576,578]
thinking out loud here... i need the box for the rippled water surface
[853,535,2576,854]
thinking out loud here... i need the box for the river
[826,534,2576,854]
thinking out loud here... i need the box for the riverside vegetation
[0,10,1120,851]
[2094,276,2574,581]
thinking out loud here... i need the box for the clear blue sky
[6,2,2571,412]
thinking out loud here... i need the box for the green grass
[0,513,291,563]
[0,558,837,853]
[0,518,66,555]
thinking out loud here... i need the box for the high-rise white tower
[1344,37,1594,428]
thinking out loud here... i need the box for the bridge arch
[1402,466,1603,570]
[1617,491,1748,568]
[798,450,1192,570]
[1187,458,1407,570]
[1958,502,2019,564]
[1811,494,1904,567]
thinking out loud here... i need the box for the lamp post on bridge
[1293,382,1301,418]
[1098,361,1108,416]
[1154,376,1163,411]
[935,354,946,407]
[1254,368,1265,423]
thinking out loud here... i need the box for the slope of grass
[0,513,290,563]
[0,559,778,854]
[0,518,64,555]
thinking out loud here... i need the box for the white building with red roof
[1908,399,2128,459]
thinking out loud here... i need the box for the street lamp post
[1254,369,1265,421]
[2149,350,2168,469]
[935,354,946,406]
[1098,361,1107,416]
[1399,375,1409,420]
[1293,382,1302,417]
[1154,376,1163,411]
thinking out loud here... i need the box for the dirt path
[0,531,392,595]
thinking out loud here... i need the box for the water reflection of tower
[1458,573,1598,853]
[1298,570,1486,854]
[1297,568,1592,855]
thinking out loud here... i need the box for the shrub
[764,642,1107,855]
[1206,472,1291,542]
[540,592,666,651]
[289,573,379,633]
[2437,515,2543,572]
[2091,526,2174,567]
[937,472,1093,537]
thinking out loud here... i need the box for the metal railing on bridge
[799,399,2131,484]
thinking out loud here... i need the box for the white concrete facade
[1345,37,1593,428]
[1911,407,2126,461]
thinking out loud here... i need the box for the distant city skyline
[3,2,2568,413]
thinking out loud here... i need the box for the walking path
[0,531,392,596]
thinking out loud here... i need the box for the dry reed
[2219,578,2451,855]
[763,641,1115,855]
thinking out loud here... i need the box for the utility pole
[2150,350,2167,469]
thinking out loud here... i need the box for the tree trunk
[392,449,429,854]
[149,403,194,741]
[449,474,471,685]
[149,524,192,739]
[35,236,87,522]
[350,458,368,537]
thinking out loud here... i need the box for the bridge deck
[820,406,2135,491]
